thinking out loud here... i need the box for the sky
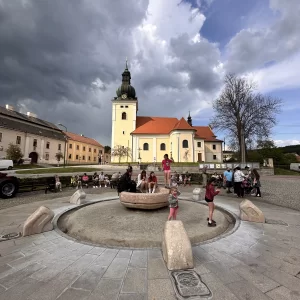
[0,0,299,148]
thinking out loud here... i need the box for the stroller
[242,178,253,195]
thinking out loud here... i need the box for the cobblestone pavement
[0,188,300,300]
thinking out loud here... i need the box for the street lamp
[57,123,67,167]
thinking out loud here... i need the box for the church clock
[121,94,127,99]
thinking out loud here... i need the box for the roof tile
[65,132,103,147]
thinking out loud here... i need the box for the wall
[111,100,137,163]
[194,139,205,162]
[0,127,64,164]
[204,142,223,162]
[67,141,104,164]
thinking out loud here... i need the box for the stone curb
[53,196,240,250]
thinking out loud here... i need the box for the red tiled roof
[173,117,195,131]
[193,126,223,142]
[64,132,103,147]
[132,117,179,134]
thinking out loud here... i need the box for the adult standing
[223,168,233,193]
[252,169,262,197]
[162,154,173,188]
[234,166,246,198]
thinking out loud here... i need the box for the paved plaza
[0,188,300,300]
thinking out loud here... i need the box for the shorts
[226,181,232,188]
[205,197,213,203]
[164,170,171,174]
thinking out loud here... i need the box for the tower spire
[187,111,192,126]
[125,57,128,70]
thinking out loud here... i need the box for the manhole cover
[171,270,212,299]
[265,219,288,226]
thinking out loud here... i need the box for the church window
[197,142,201,147]
[125,105,128,108]
[122,112,127,120]
[143,143,149,151]
[122,131,125,135]
[160,143,166,151]
[120,105,124,108]
[182,140,188,148]
[213,144,216,150]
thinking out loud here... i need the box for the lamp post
[57,123,67,167]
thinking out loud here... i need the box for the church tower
[187,111,192,126]
[111,60,138,162]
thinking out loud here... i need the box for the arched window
[143,143,149,151]
[160,143,166,151]
[122,112,126,120]
[182,140,188,148]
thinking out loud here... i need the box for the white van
[0,160,13,170]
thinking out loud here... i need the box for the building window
[94,157,96,161]
[94,149,96,153]
[33,139,37,147]
[213,144,216,150]
[88,156,91,161]
[213,155,217,160]
[120,105,124,108]
[0,132,2,142]
[45,153,49,160]
[160,143,166,151]
[125,105,128,108]
[58,144,61,151]
[83,155,85,160]
[89,148,91,152]
[76,145,79,150]
[122,131,125,135]
[69,154,72,159]
[46,142,50,149]
[69,143,72,149]
[16,136,21,145]
[122,112,126,120]
[143,143,149,151]
[182,140,188,148]
[76,155,79,160]
[99,150,103,154]
[83,146,86,151]
[197,142,201,147]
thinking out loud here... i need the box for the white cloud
[274,139,300,147]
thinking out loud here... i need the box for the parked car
[0,159,13,170]
[0,172,19,199]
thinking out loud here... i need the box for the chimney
[5,104,14,111]
[27,112,37,118]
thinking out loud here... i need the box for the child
[148,171,157,193]
[205,177,220,227]
[168,187,181,220]
[55,175,62,192]
[162,154,173,188]
[170,173,178,187]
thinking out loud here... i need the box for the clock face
[121,94,127,99]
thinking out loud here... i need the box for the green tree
[111,145,131,163]
[211,74,281,160]
[55,152,64,166]
[256,139,284,164]
[6,143,23,162]
[104,145,111,154]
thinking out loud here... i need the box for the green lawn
[16,167,102,174]
[274,168,300,176]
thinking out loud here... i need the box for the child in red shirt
[162,154,173,188]
[148,171,157,193]
[205,177,220,227]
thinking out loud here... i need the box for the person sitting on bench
[55,175,62,192]
[93,172,99,188]
[81,173,89,188]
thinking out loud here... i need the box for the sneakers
[208,222,216,227]
[207,218,216,224]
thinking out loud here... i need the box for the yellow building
[65,132,105,164]
[111,63,223,163]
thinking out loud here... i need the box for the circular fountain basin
[57,199,235,248]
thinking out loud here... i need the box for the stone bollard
[162,220,194,271]
[23,206,54,237]
[192,188,201,201]
[69,189,87,205]
[239,199,265,223]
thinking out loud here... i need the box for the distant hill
[277,144,300,155]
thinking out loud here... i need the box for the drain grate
[171,270,212,299]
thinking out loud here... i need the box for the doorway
[197,153,202,162]
[29,152,38,164]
